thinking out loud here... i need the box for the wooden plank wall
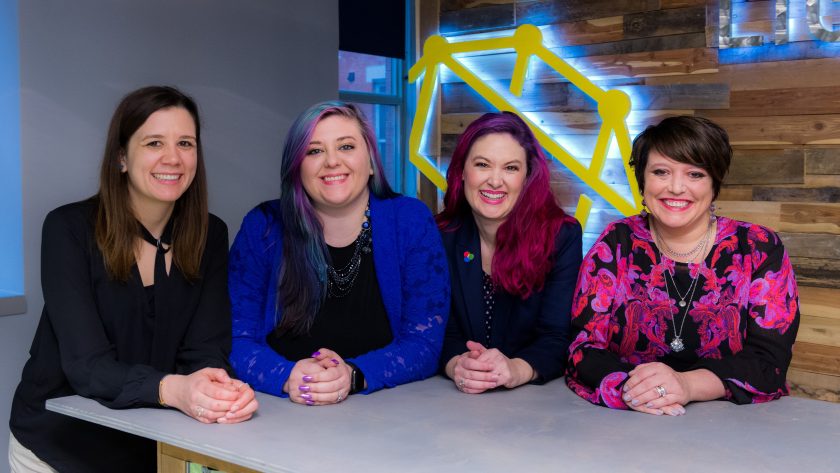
[419,0,840,402]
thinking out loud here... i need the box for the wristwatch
[347,361,365,394]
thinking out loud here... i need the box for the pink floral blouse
[566,215,800,408]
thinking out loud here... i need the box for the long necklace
[326,203,372,298]
[654,220,712,352]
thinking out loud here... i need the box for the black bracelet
[346,361,365,394]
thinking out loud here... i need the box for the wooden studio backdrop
[412,0,840,402]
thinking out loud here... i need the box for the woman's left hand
[302,348,351,405]
[468,341,535,389]
[622,362,690,414]
[216,380,259,424]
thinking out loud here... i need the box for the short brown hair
[628,116,732,200]
[95,86,208,281]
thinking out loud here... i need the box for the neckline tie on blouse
[138,218,174,284]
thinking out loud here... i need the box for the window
[338,51,407,194]
[0,0,25,316]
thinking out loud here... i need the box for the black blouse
[267,240,393,362]
[9,198,232,473]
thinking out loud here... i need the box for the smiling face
[643,149,714,237]
[122,106,197,217]
[300,114,373,215]
[462,132,528,228]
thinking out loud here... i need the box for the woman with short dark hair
[566,116,800,415]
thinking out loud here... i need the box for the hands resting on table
[284,348,358,406]
[446,341,537,394]
[620,362,726,416]
[160,368,259,424]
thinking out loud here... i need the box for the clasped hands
[448,341,534,394]
[160,367,258,424]
[285,348,352,406]
[622,362,690,416]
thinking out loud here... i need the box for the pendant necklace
[654,220,712,353]
[326,202,372,298]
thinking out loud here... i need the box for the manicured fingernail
[645,402,654,408]
[301,393,311,400]
[298,385,310,392]
[302,375,313,382]
[623,385,629,392]
[655,409,664,416]
[631,399,640,406]
[678,407,686,415]
[331,358,339,365]
[305,400,314,405]
[622,394,631,402]
[311,351,321,357]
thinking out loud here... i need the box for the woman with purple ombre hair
[437,111,582,393]
[228,101,449,405]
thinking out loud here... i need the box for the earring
[120,163,126,172]
[640,199,648,218]
[709,202,716,223]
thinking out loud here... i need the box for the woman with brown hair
[9,86,256,473]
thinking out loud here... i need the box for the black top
[9,198,232,473]
[267,241,393,361]
[439,216,583,384]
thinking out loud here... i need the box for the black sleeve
[42,208,165,408]
[175,216,234,376]
[513,220,582,383]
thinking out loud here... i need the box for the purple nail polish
[301,393,311,400]
[302,375,313,382]
[331,358,339,365]
[298,385,310,392]
[645,402,654,409]
[631,399,640,406]
[305,400,314,405]
[311,351,321,357]
[622,394,630,402]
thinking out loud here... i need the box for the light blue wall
[0,0,22,297]
[0,1,338,469]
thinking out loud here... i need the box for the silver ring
[457,379,465,391]
[655,385,666,398]
[195,406,205,417]
[337,392,344,403]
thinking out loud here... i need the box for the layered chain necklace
[326,202,372,298]
[653,220,713,353]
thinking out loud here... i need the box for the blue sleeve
[348,201,450,393]
[228,205,295,397]
[513,219,583,383]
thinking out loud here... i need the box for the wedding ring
[337,392,344,403]
[457,379,466,391]
[655,385,667,398]
[195,406,205,418]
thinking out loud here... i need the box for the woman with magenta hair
[228,101,449,405]
[437,111,582,393]
[566,116,799,415]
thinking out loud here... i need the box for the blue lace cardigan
[228,195,449,396]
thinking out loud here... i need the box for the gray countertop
[47,376,840,472]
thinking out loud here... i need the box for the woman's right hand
[161,368,241,423]
[446,341,500,394]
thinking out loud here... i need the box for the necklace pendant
[678,300,687,308]
[670,337,685,352]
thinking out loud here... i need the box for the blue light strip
[0,0,23,296]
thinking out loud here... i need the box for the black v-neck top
[266,241,392,361]
[9,198,232,473]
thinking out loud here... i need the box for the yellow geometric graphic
[408,24,642,229]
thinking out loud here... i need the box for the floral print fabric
[566,215,799,407]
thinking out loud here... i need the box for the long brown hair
[95,86,208,281]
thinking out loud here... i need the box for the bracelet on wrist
[158,376,168,407]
